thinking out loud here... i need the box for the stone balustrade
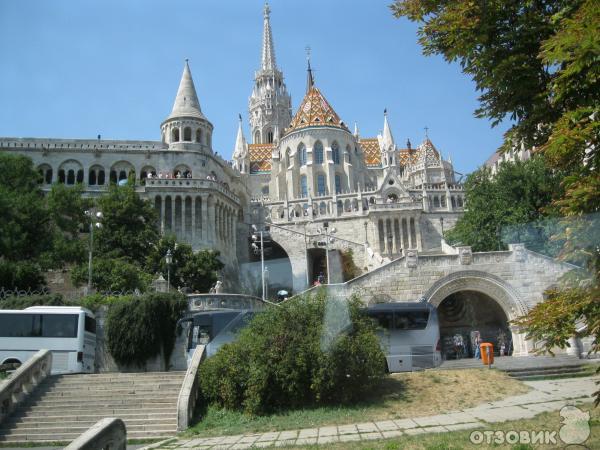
[177,345,206,431]
[0,349,52,424]
[64,418,126,450]
[146,178,240,203]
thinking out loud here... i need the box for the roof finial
[306,45,314,92]
[264,1,270,17]
[238,113,242,122]
[424,126,429,139]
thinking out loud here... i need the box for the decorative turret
[248,2,292,145]
[377,109,396,168]
[161,60,213,150]
[233,114,249,174]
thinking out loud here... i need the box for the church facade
[1,3,466,293]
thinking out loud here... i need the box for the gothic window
[183,127,192,141]
[97,170,105,185]
[267,129,274,144]
[314,141,324,164]
[346,145,351,164]
[196,129,202,143]
[172,128,180,142]
[76,169,84,184]
[58,170,66,184]
[433,196,440,208]
[441,195,446,207]
[110,170,117,184]
[89,170,97,185]
[45,168,53,184]
[317,174,326,196]
[67,170,75,185]
[300,175,308,198]
[335,174,341,194]
[254,131,261,144]
[298,143,307,165]
[332,142,340,164]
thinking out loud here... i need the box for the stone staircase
[0,371,186,444]
[503,363,594,381]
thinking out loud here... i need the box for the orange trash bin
[480,343,494,365]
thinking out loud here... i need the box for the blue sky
[0,0,509,174]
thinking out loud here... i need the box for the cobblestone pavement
[143,377,596,449]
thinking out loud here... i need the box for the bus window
[369,311,393,330]
[84,315,96,334]
[394,311,429,330]
[0,314,40,337]
[41,314,78,338]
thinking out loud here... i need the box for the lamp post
[323,222,330,284]
[251,225,267,301]
[165,249,173,292]
[440,217,445,237]
[85,210,103,293]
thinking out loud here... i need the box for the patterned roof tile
[285,87,348,135]
[359,138,381,167]
[249,143,274,173]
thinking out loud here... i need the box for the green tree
[146,235,224,292]
[445,157,563,254]
[94,184,159,262]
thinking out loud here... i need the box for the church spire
[167,59,205,121]
[261,2,276,71]
[382,109,394,151]
[233,114,249,174]
[306,48,314,93]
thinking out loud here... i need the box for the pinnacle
[166,60,205,121]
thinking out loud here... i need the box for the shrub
[199,289,386,415]
[105,292,187,367]
[0,294,67,310]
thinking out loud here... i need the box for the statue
[214,280,223,293]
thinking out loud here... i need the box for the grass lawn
[185,368,529,438]
[287,402,599,449]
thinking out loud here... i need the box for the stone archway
[424,271,530,356]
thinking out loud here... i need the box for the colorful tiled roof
[249,143,274,173]
[285,86,348,135]
[397,148,417,166]
[359,138,381,167]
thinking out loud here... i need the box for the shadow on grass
[187,376,407,436]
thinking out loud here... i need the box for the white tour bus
[364,302,442,372]
[0,306,96,374]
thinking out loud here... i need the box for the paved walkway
[144,377,596,449]
[438,354,595,370]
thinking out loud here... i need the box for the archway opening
[308,248,327,285]
[246,239,293,299]
[437,290,512,360]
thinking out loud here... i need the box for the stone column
[191,196,196,244]
[414,216,423,251]
[399,218,405,252]
[159,195,165,235]
[201,195,209,242]
[408,216,414,249]
[171,196,176,238]
[181,196,186,241]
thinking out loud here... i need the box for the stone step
[504,364,584,375]
[16,405,176,416]
[56,371,185,379]
[19,399,179,409]
[39,381,183,390]
[2,417,177,431]
[7,411,176,424]
[30,387,181,398]
[510,370,591,381]
[0,428,176,442]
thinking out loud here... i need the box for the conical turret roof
[165,60,205,121]
[233,115,247,159]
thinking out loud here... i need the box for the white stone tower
[161,59,213,151]
[248,2,292,144]
[232,114,249,174]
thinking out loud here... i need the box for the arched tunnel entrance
[437,290,512,360]
[308,248,326,285]
[242,239,293,300]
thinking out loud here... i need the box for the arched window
[285,148,290,167]
[267,129,274,144]
[335,174,341,194]
[298,143,307,166]
[172,128,180,142]
[346,145,352,164]
[254,130,261,144]
[58,170,65,184]
[76,169,83,184]
[434,196,440,208]
[89,170,97,185]
[196,129,202,143]
[67,170,75,185]
[314,141,324,164]
[183,127,192,141]
[45,168,53,184]
[300,175,308,198]
[97,170,105,185]
[110,170,117,184]
[317,174,326,196]
[332,142,340,164]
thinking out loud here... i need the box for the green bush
[199,290,386,415]
[0,294,67,309]
[105,292,187,367]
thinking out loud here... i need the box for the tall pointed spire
[261,2,277,71]
[233,114,247,158]
[382,109,394,151]
[167,59,205,120]
[306,51,314,93]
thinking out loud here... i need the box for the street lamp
[85,210,103,293]
[165,249,173,292]
[251,225,267,301]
